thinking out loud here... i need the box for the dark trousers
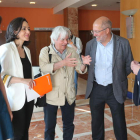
[12,100,34,140]
[44,99,75,140]
[89,82,127,140]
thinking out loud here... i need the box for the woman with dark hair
[0,16,13,140]
[0,17,35,140]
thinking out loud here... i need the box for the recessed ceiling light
[30,2,36,4]
[0,1,2,3]
[92,4,97,7]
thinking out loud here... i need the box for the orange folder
[33,73,52,96]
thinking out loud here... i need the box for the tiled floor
[29,77,140,140]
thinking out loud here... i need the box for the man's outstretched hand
[81,55,92,65]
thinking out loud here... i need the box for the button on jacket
[39,44,87,106]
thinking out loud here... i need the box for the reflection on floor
[29,77,140,140]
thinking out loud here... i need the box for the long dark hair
[5,17,30,46]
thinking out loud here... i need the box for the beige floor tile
[29,77,140,140]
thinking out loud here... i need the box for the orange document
[33,74,52,96]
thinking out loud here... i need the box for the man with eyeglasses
[85,16,133,140]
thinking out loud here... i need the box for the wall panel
[120,0,140,92]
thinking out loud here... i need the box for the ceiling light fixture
[91,4,97,7]
[30,2,36,4]
[0,1,2,3]
[121,9,138,16]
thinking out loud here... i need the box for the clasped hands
[131,60,140,75]
[63,53,92,67]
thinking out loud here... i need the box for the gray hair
[50,26,70,44]
[102,19,112,29]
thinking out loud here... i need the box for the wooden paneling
[112,30,120,36]
[0,31,6,45]
[35,31,52,65]
[79,30,93,55]
[64,8,68,27]
[120,0,140,92]
[28,31,36,66]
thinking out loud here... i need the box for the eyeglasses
[91,27,108,35]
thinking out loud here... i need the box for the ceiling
[79,0,120,11]
[0,0,120,11]
[0,0,65,8]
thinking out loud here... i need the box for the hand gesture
[81,55,92,65]
[63,53,77,67]
[131,61,140,75]
[22,79,36,89]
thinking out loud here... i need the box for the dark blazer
[85,34,133,104]
[133,70,140,106]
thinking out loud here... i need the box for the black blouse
[20,51,32,79]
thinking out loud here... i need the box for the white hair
[50,26,70,44]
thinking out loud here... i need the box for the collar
[52,44,67,54]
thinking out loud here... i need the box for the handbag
[34,47,52,107]
[35,94,46,107]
